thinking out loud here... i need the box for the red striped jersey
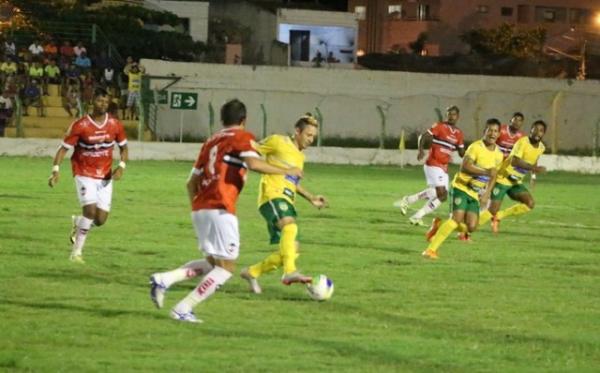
[191,127,260,214]
[426,122,464,173]
[62,114,127,179]
[496,124,525,158]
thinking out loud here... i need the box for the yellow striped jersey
[452,139,503,200]
[496,136,545,186]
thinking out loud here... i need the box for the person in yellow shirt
[479,120,547,233]
[241,113,328,293]
[422,119,504,260]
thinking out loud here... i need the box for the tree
[461,23,546,59]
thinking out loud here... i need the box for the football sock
[457,222,468,233]
[173,266,232,313]
[427,219,458,253]
[280,223,299,275]
[157,260,214,288]
[406,187,437,204]
[412,198,442,219]
[479,210,494,226]
[248,251,282,278]
[496,203,531,220]
[71,216,93,257]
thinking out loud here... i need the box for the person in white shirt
[28,40,44,56]
[73,41,87,57]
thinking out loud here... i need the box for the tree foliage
[461,23,546,59]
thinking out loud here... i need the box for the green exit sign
[170,92,198,110]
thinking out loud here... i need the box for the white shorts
[74,176,113,211]
[192,209,240,261]
[424,165,449,189]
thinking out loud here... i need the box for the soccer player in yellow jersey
[240,114,328,293]
[479,120,547,233]
[422,119,504,260]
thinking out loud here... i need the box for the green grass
[1,157,599,372]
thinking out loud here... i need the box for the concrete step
[21,116,73,129]
[42,96,63,107]
[47,84,60,97]
[5,126,66,138]
[26,106,70,117]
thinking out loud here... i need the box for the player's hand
[311,195,329,209]
[286,167,303,179]
[112,167,124,180]
[48,171,59,187]
[417,150,425,161]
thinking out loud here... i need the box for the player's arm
[297,183,328,209]
[461,156,497,205]
[417,131,432,161]
[511,156,546,174]
[243,156,303,178]
[457,144,466,158]
[112,144,128,180]
[186,170,201,204]
[48,145,69,187]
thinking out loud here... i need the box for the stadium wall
[2,138,599,174]
[141,60,600,152]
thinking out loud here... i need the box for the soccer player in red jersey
[394,106,465,228]
[149,99,303,323]
[48,87,128,263]
[497,112,525,158]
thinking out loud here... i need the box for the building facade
[348,0,600,56]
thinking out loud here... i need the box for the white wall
[145,0,209,42]
[140,59,600,152]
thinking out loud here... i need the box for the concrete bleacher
[5,83,145,139]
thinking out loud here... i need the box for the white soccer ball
[306,274,334,301]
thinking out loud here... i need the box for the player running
[394,106,465,232]
[497,112,525,158]
[478,120,547,233]
[422,119,504,260]
[240,113,328,294]
[149,99,302,323]
[48,87,128,263]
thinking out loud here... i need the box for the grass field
[1,156,599,372]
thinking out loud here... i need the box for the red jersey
[62,114,127,179]
[496,124,525,158]
[426,122,464,173]
[191,127,259,214]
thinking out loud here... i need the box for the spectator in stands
[43,38,58,58]
[312,51,324,68]
[74,51,92,72]
[1,58,18,76]
[0,89,13,137]
[102,64,116,91]
[326,52,340,63]
[4,38,16,58]
[123,62,142,120]
[63,64,80,86]
[60,40,75,59]
[21,79,44,117]
[73,41,87,57]
[81,71,95,108]
[28,39,44,58]
[63,78,81,117]
[44,59,61,95]
[29,61,45,84]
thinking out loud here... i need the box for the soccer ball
[306,274,334,301]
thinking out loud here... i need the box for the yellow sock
[248,251,282,278]
[427,219,458,253]
[280,223,298,274]
[457,222,468,233]
[496,204,531,220]
[479,210,493,226]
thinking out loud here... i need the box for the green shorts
[259,198,297,244]
[491,183,528,201]
[450,187,480,214]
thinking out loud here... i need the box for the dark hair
[512,112,524,120]
[221,99,246,126]
[446,105,460,114]
[485,118,501,129]
[532,120,547,131]
[93,87,109,98]
[294,113,319,131]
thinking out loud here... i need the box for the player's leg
[70,176,100,262]
[393,165,436,215]
[422,189,469,259]
[479,184,508,233]
[410,166,447,225]
[171,210,237,323]
[496,188,533,221]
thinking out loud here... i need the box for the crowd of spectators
[0,34,144,136]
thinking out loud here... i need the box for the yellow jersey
[257,135,304,206]
[496,136,545,186]
[452,139,503,200]
[128,71,142,92]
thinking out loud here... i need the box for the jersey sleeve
[192,145,205,176]
[464,143,479,163]
[61,120,80,149]
[235,131,259,159]
[427,122,440,137]
[257,135,279,156]
[510,138,526,159]
[115,121,128,146]
[457,131,465,148]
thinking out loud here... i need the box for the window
[354,6,366,20]
[544,9,556,21]
[569,8,590,24]
[388,5,402,14]
[535,6,567,23]
[501,7,513,16]
[417,4,430,20]
[477,5,489,14]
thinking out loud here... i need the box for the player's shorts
[74,175,113,211]
[450,187,480,214]
[424,165,449,189]
[126,91,139,107]
[491,183,529,201]
[259,198,297,244]
[192,209,240,260]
